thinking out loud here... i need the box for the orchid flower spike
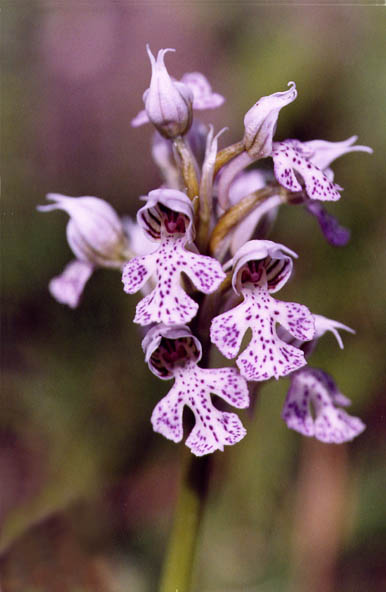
[243,82,297,160]
[38,194,129,308]
[143,324,249,456]
[122,189,226,326]
[282,367,365,443]
[210,240,315,381]
[131,46,225,137]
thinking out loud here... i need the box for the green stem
[159,449,211,592]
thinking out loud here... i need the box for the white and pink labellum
[211,240,315,381]
[211,285,314,381]
[272,139,342,201]
[123,190,225,325]
[143,325,249,456]
[122,235,225,326]
[243,82,297,159]
[282,367,365,443]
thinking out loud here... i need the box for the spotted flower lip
[123,194,225,326]
[243,82,297,159]
[143,324,250,456]
[226,239,298,295]
[211,283,315,382]
[282,367,365,443]
[272,139,342,201]
[137,188,195,243]
[211,240,315,381]
[122,235,226,326]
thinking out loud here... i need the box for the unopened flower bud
[38,194,128,267]
[143,45,193,139]
[243,82,297,159]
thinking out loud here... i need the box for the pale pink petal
[230,239,297,294]
[228,170,267,207]
[143,325,202,378]
[304,136,373,171]
[131,109,150,127]
[137,188,195,243]
[313,314,355,349]
[243,82,297,159]
[180,72,225,110]
[49,259,94,308]
[38,193,126,266]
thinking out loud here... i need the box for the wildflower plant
[39,45,371,590]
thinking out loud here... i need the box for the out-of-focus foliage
[1,2,385,591]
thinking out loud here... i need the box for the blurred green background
[1,2,385,591]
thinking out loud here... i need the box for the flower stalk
[209,185,275,257]
[159,451,211,592]
[213,139,245,176]
[173,135,200,202]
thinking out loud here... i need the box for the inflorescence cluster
[39,45,372,456]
